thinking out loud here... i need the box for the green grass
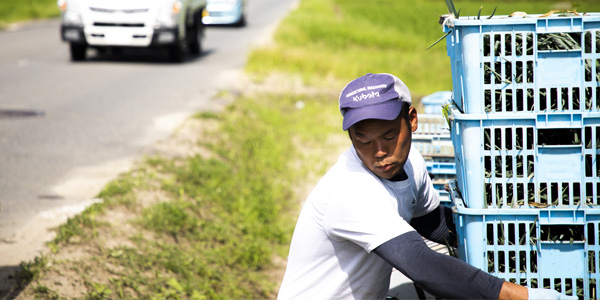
[247,0,600,99]
[15,91,341,299]
[0,0,59,28]
[10,0,600,299]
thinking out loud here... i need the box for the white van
[58,0,207,62]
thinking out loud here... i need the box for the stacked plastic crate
[444,13,600,299]
[414,91,455,207]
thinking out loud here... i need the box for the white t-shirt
[278,146,439,300]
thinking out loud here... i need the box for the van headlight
[57,0,67,11]
[155,14,176,28]
[154,0,181,28]
[62,10,82,26]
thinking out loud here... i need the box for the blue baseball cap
[339,73,412,131]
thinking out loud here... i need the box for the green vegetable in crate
[437,4,600,117]
[538,33,581,51]
[442,104,452,130]
[428,0,498,50]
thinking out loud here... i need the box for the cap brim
[342,100,403,131]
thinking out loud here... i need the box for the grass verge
[0,0,59,29]
[247,0,600,98]
[10,85,344,299]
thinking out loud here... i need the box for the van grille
[93,22,145,27]
[90,7,149,13]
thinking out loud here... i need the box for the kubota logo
[353,91,380,102]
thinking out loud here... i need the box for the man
[277,73,576,300]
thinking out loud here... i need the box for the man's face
[349,106,418,180]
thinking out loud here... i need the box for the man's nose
[373,140,388,158]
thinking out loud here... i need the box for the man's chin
[373,168,396,180]
[379,167,407,181]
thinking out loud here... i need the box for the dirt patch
[4,115,232,299]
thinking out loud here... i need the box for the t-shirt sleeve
[323,174,415,253]
[410,148,441,218]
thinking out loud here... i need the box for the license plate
[105,30,133,45]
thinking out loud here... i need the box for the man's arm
[374,231,577,300]
[373,230,504,299]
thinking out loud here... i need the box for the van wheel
[236,14,246,27]
[188,16,204,55]
[168,43,185,62]
[70,43,87,61]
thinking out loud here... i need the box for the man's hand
[527,287,578,300]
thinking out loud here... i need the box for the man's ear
[408,106,418,132]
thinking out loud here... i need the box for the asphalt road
[0,0,297,266]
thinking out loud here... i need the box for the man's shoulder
[408,145,426,161]
[328,149,377,180]
[315,148,383,192]
[407,147,427,169]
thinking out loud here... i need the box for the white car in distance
[202,0,246,27]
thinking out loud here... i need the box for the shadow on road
[68,46,215,65]
[0,265,25,300]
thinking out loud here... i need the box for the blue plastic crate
[438,188,452,208]
[426,161,456,176]
[448,181,600,299]
[413,134,454,158]
[426,160,456,208]
[448,105,600,209]
[421,91,452,115]
[444,13,600,115]
[415,114,451,135]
